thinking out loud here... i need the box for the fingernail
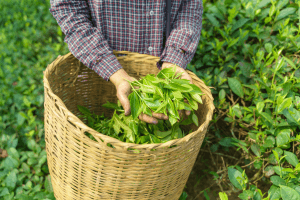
[153,120,158,124]
[186,111,191,115]
[164,116,169,120]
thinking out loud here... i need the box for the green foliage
[192,0,300,199]
[77,68,203,144]
[0,0,68,198]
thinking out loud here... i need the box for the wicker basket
[43,51,214,200]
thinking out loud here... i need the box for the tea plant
[0,0,68,199]
[187,0,300,199]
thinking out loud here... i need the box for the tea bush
[0,0,68,199]
[0,0,299,199]
[187,0,300,199]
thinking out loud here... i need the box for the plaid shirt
[49,0,203,81]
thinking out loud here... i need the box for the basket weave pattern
[43,51,215,200]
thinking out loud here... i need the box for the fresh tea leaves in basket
[77,66,204,144]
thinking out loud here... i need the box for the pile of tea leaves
[77,67,204,144]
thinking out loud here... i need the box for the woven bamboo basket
[43,51,215,200]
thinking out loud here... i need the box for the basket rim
[43,52,215,150]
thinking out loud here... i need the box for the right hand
[110,69,168,124]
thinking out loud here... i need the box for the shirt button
[148,47,153,51]
[150,10,154,16]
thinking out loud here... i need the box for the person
[49,0,203,124]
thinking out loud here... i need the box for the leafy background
[0,0,299,199]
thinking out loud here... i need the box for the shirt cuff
[92,53,123,81]
[157,45,187,70]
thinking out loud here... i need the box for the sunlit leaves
[78,66,203,144]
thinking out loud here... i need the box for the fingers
[138,112,169,124]
[139,113,158,124]
[152,112,168,120]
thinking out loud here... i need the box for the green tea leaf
[176,101,185,110]
[268,185,281,200]
[185,94,198,110]
[283,56,297,70]
[280,185,300,200]
[130,92,141,120]
[7,147,19,159]
[238,190,254,199]
[5,171,17,189]
[256,101,265,113]
[169,116,178,126]
[251,144,261,157]
[0,188,9,197]
[140,135,150,144]
[141,103,152,116]
[276,129,290,147]
[155,86,164,98]
[143,99,161,110]
[171,79,191,85]
[164,83,193,92]
[192,112,198,126]
[77,105,91,115]
[45,175,53,193]
[188,84,203,94]
[228,78,244,98]
[141,85,155,94]
[161,135,172,143]
[190,92,203,104]
[265,43,273,53]
[284,151,299,167]
[129,121,139,136]
[172,91,183,99]
[174,127,183,139]
[102,101,120,110]
[154,101,167,113]
[228,168,244,190]
[277,98,292,113]
[276,8,296,21]
[271,175,286,186]
[260,112,273,124]
[167,98,178,119]
[206,13,220,27]
[219,192,228,200]
[149,134,161,143]
[219,89,226,100]
[154,130,172,138]
[232,18,250,32]
[157,67,176,79]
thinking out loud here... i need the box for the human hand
[110,69,168,124]
[161,62,193,117]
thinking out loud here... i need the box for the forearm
[49,0,123,81]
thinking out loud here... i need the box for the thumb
[117,91,131,115]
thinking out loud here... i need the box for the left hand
[161,62,193,116]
